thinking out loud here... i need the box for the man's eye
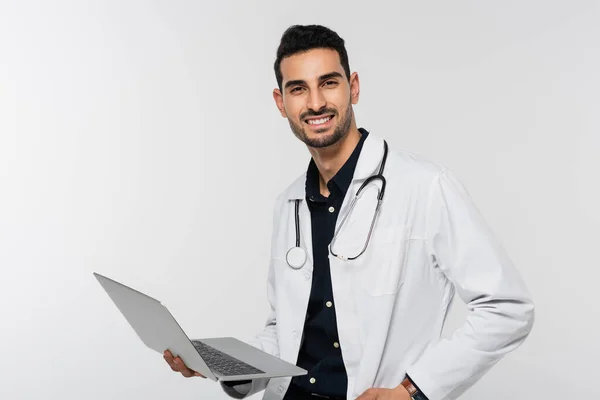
[324,80,337,86]
[290,87,303,93]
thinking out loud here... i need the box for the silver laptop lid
[93,272,217,381]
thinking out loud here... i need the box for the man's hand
[356,384,411,400]
[163,350,206,378]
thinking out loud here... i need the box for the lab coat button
[326,301,333,308]
[333,342,340,348]
[309,377,316,384]
[277,385,284,393]
[304,271,311,280]
[328,206,335,213]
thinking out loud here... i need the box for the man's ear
[349,72,360,105]
[273,88,287,118]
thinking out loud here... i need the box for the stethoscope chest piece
[286,246,307,269]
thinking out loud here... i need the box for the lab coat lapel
[353,133,386,181]
[329,134,386,259]
[335,133,386,232]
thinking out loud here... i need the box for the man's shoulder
[388,146,449,183]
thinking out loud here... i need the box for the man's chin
[304,131,343,148]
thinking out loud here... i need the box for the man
[164,25,534,400]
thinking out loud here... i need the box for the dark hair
[274,24,351,91]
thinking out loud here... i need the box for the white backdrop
[1,1,599,399]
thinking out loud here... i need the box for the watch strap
[402,376,429,400]
[401,378,418,397]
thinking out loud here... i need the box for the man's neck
[308,127,362,197]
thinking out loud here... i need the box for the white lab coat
[221,133,534,400]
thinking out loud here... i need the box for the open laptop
[93,272,307,382]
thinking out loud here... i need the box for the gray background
[1,0,598,399]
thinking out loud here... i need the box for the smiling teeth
[308,116,332,125]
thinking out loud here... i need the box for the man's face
[273,48,360,148]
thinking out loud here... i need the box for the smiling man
[164,24,535,400]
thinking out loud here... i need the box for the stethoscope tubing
[286,140,388,268]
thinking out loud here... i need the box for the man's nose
[307,89,327,112]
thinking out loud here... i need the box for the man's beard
[288,101,353,149]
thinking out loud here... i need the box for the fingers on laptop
[163,350,178,371]
[163,350,205,378]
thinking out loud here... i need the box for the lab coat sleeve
[405,168,535,400]
[219,198,282,399]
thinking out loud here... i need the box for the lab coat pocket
[358,225,410,297]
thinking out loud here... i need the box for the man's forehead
[280,48,344,83]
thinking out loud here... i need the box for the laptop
[93,272,307,382]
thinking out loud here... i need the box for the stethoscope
[286,140,389,269]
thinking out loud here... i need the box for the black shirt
[284,128,369,399]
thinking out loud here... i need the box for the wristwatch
[401,377,428,400]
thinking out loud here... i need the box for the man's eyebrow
[318,72,344,82]
[284,79,306,90]
[284,72,345,90]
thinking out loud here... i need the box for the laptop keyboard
[192,340,265,376]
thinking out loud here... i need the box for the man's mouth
[304,115,334,127]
